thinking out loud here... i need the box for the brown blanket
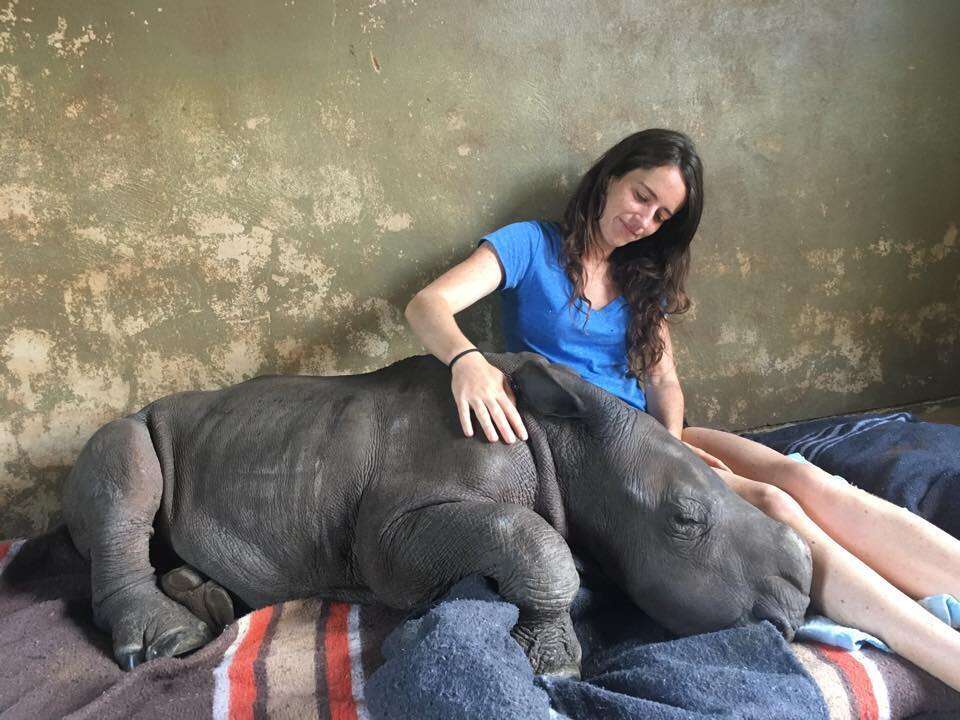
[1,531,956,720]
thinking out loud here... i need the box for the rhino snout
[750,575,810,642]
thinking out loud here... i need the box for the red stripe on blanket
[228,606,276,720]
[0,541,11,562]
[814,642,880,720]
[324,602,358,720]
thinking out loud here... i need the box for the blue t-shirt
[482,220,647,411]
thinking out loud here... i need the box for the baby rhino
[63,352,811,675]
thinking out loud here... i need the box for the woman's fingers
[456,397,475,438]
[707,452,732,472]
[684,441,731,472]
[498,394,528,442]
[487,400,517,444]
[451,356,528,444]
[459,394,524,444]
[470,399,500,443]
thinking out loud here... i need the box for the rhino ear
[513,360,589,419]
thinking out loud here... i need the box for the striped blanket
[0,530,405,720]
[1,530,957,720]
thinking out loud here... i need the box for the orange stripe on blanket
[324,602,358,720]
[0,540,25,576]
[228,606,276,720]
[815,642,880,720]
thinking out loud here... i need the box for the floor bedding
[2,412,959,719]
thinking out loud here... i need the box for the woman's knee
[681,426,711,446]
[749,483,808,525]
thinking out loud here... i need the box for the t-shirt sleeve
[479,221,544,291]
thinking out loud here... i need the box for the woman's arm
[405,243,528,443]
[644,323,730,470]
[643,322,685,439]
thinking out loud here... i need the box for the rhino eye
[669,502,707,538]
[671,513,703,535]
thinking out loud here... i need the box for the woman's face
[597,164,687,254]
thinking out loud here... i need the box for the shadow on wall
[2,462,70,540]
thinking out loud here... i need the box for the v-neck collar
[573,293,626,314]
[545,223,626,314]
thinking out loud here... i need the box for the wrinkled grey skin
[63,352,812,675]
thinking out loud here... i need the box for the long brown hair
[560,129,704,381]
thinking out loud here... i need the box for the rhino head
[512,356,812,640]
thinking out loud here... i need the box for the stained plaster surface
[1,0,958,536]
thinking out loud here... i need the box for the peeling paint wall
[1,0,958,536]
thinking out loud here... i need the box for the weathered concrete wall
[1,0,958,536]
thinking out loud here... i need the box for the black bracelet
[448,347,482,369]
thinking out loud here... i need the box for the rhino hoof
[540,663,580,681]
[160,565,205,593]
[114,616,212,671]
[204,585,236,630]
[118,650,141,671]
[145,623,213,662]
[511,613,583,679]
[160,565,236,633]
[100,583,215,671]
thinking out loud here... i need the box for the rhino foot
[160,565,236,633]
[96,580,213,670]
[511,612,582,679]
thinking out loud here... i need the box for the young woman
[405,128,960,692]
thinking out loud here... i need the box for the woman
[405,128,960,692]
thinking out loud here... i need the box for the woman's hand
[451,352,528,443]
[683,441,731,472]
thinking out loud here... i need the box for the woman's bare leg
[719,470,960,692]
[684,426,960,600]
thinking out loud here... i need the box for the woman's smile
[620,217,643,239]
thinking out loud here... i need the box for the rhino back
[141,355,539,606]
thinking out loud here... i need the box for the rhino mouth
[751,603,799,640]
[748,575,811,641]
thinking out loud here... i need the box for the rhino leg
[365,501,582,677]
[63,418,212,669]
